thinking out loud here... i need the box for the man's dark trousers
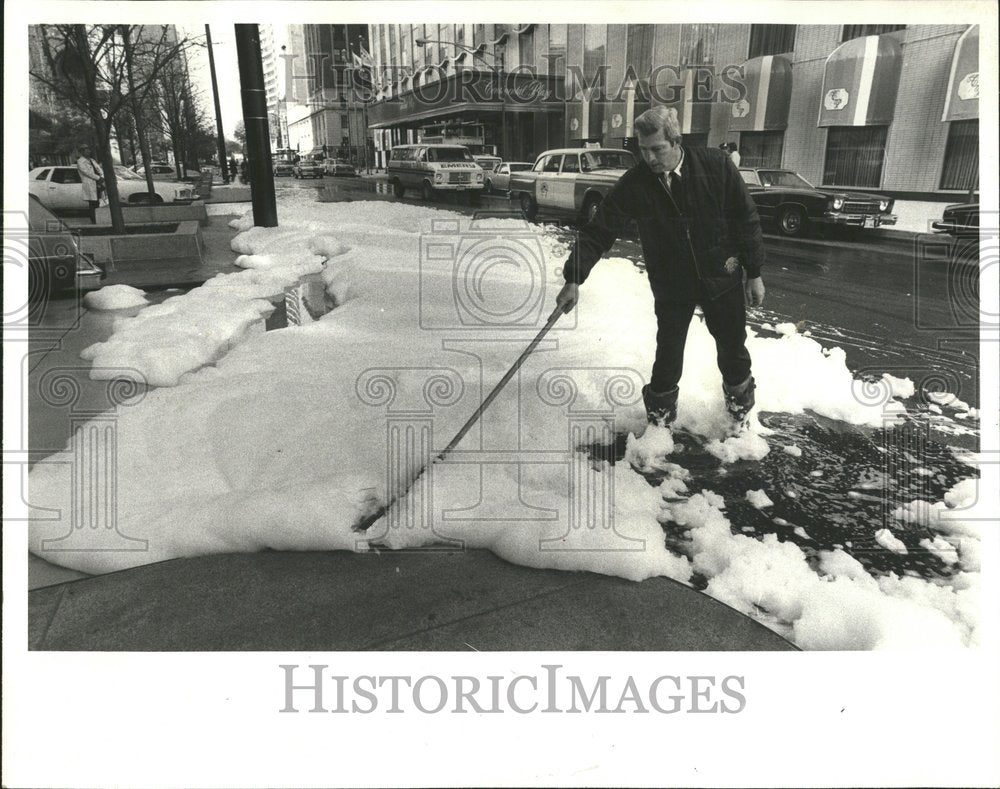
[650,283,752,393]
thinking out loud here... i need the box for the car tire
[421,181,434,202]
[392,179,405,198]
[777,205,807,237]
[581,195,602,225]
[519,193,538,222]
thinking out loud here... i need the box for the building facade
[365,23,979,198]
[284,23,372,164]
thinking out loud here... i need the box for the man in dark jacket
[556,106,766,433]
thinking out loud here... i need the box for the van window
[417,149,428,162]
[427,147,474,163]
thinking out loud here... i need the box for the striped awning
[942,25,979,122]
[729,55,792,132]
[818,34,902,127]
[566,88,604,140]
[605,80,652,138]
[678,68,712,134]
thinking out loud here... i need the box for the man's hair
[634,106,683,143]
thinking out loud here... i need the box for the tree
[233,120,246,150]
[31,24,192,231]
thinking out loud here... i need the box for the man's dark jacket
[563,145,766,302]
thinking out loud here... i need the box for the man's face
[637,129,681,174]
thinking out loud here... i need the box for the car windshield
[581,151,635,171]
[759,170,814,189]
[428,148,473,163]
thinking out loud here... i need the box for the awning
[677,68,712,135]
[818,34,902,127]
[605,80,652,138]
[369,71,563,130]
[566,88,603,141]
[942,25,979,122]
[729,55,792,132]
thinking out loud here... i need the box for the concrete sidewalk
[29,550,796,650]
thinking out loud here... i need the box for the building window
[823,126,888,188]
[683,133,709,148]
[739,131,784,168]
[679,24,717,66]
[583,24,607,83]
[842,25,905,42]
[748,25,796,58]
[940,119,978,191]
[626,24,654,79]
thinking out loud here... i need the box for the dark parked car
[738,168,897,237]
[932,201,979,238]
[294,160,324,179]
[27,196,104,301]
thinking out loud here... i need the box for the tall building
[260,24,282,148]
[366,23,979,198]
[286,23,371,163]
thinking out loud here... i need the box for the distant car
[738,168,897,237]
[134,163,177,180]
[27,196,105,298]
[294,160,324,179]
[324,159,357,177]
[474,154,502,173]
[932,201,979,238]
[484,162,531,194]
[273,161,295,177]
[28,166,195,213]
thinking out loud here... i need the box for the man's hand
[556,281,579,314]
[745,276,765,307]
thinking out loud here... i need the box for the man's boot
[723,374,756,433]
[642,384,679,428]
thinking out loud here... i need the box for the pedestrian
[556,106,766,435]
[240,158,249,184]
[229,155,238,181]
[728,142,741,167]
[76,144,104,224]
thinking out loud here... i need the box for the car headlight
[879,200,889,212]
[475,172,484,182]
[434,172,444,183]
[831,197,844,210]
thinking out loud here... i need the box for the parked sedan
[484,162,531,194]
[324,159,357,177]
[738,168,897,237]
[273,161,295,177]
[294,159,325,179]
[134,162,177,180]
[28,166,195,213]
[27,196,104,299]
[932,201,979,238]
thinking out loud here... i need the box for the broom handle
[436,303,568,461]
[354,303,568,533]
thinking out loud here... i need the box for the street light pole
[235,23,278,227]
[205,25,229,183]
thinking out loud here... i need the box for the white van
[387,144,484,201]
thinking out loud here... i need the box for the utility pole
[235,23,277,227]
[206,25,230,184]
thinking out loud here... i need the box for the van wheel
[391,179,405,198]
[421,181,434,201]
[581,195,602,225]
[519,193,537,221]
